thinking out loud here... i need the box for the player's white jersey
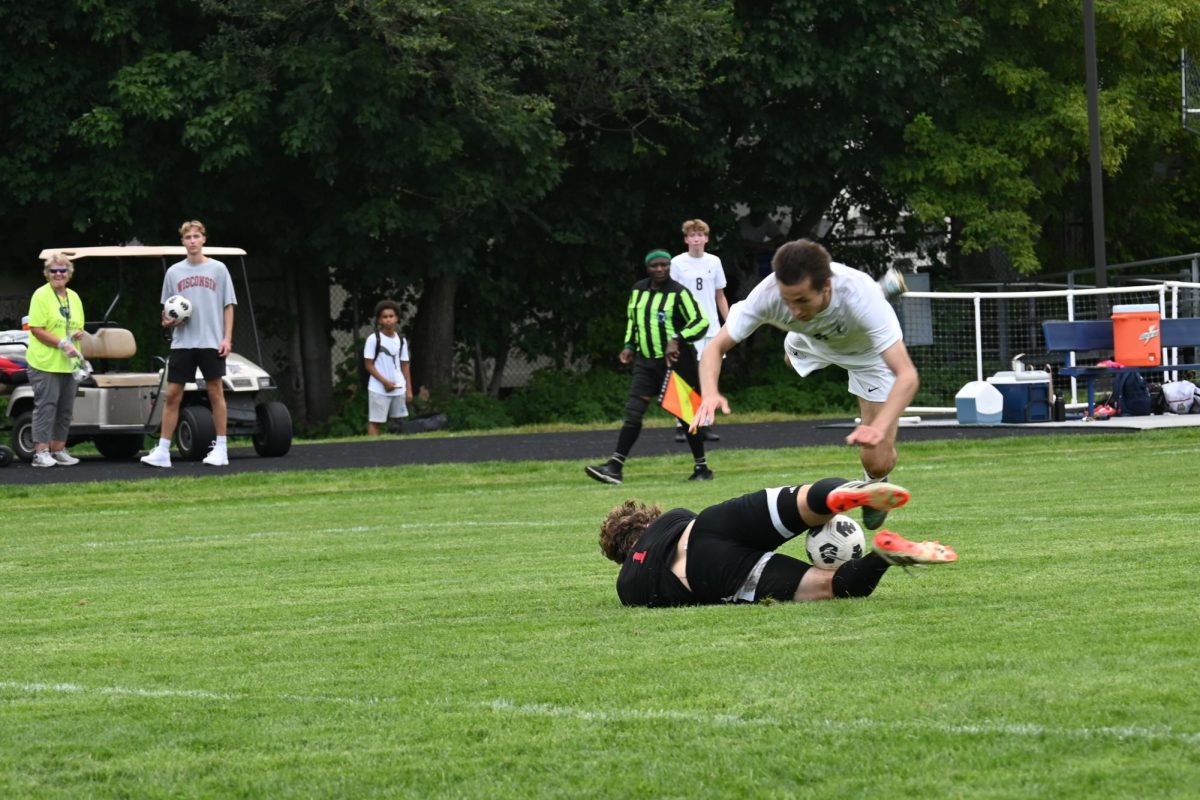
[725,263,902,370]
[671,252,726,337]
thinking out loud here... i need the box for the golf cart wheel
[11,411,35,462]
[253,401,293,457]
[0,445,13,467]
[177,405,216,461]
[94,434,146,460]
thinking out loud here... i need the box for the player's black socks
[831,552,891,599]
[615,424,640,458]
[806,477,851,516]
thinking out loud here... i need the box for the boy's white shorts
[368,391,409,423]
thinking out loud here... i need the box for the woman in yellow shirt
[25,253,86,467]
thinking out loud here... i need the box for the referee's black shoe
[585,461,624,485]
[687,465,714,481]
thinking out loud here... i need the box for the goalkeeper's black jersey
[623,278,708,359]
[616,508,697,607]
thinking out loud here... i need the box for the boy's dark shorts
[167,348,226,385]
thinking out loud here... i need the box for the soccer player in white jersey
[671,218,729,442]
[693,239,919,530]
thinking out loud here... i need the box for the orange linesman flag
[658,369,702,426]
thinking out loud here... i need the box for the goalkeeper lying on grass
[599,478,955,608]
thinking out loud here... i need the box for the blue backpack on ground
[1110,370,1152,416]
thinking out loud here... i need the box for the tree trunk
[282,269,309,425]
[412,275,459,394]
[296,272,333,424]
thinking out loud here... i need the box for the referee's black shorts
[629,348,700,399]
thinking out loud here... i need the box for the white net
[899,282,1200,410]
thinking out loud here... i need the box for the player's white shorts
[368,391,409,423]
[783,332,895,403]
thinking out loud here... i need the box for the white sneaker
[202,443,229,466]
[140,447,173,468]
[31,451,56,468]
[51,449,80,465]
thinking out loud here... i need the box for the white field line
[0,681,380,707]
[72,520,562,550]
[3,681,1196,746]
[483,699,1200,746]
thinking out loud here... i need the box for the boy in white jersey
[693,239,919,529]
[671,218,728,442]
[141,220,238,469]
[363,299,413,435]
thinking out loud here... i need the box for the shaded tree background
[3,0,1200,426]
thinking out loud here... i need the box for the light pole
[1084,0,1108,289]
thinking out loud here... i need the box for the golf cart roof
[38,246,247,260]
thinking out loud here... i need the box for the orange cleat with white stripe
[826,481,911,515]
[872,530,958,566]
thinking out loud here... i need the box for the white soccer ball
[164,295,192,323]
[806,514,866,570]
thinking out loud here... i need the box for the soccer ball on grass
[163,294,192,323]
[806,514,866,569]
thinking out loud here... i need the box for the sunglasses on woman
[48,268,69,274]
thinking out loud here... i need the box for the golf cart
[2,245,292,462]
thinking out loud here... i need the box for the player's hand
[690,394,730,433]
[61,343,80,359]
[619,348,634,365]
[664,340,680,364]
[846,424,885,448]
[218,337,232,357]
[161,313,179,328]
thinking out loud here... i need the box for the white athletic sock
[216,435,227,447]
[158,438,171,451]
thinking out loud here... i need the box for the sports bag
[1110,370,1152,416]
[1161,379,1198,414]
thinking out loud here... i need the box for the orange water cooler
[1111,304,1161,366]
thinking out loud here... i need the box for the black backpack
[358,332,405,388]
[1110,370,1152,416]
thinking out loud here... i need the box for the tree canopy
[4,0,1200,419]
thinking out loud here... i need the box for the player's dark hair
[373,299,401,324]
[772,239,832,288]
[599,500,663,563]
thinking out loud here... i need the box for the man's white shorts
[368,391,409,423]
[783,333,895,403]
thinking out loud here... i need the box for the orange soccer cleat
[872,530,958,567]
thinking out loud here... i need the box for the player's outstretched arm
[692,328,736,432]
[845,340,918,447]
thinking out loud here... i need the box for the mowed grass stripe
[2,429,1199,798]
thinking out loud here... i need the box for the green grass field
[3,430,1199,798]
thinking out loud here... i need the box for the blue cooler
[986,370,1052,423]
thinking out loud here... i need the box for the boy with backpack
[363,300,412,435]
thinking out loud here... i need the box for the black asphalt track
[1,418,1135,487]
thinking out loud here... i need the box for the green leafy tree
[883,1,1200,277]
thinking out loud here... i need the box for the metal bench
[1042,318,1200,413]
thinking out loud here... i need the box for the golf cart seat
[78,328,162,388]
[81,327,137,360]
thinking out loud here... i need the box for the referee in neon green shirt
[586,249,710,485]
